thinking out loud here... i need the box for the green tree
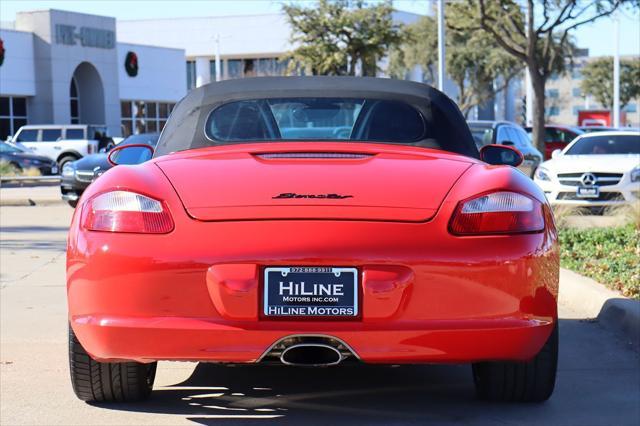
[283,0,401,76]
[455,0,636,152]
[389,7,522,116]
[581,57,640,109]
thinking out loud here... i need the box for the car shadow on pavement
[90,318,639,425]
[95,362,485,425]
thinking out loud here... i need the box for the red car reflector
[449,191,544,235]
[82,191,174,233]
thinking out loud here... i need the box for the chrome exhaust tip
[280,343,343,366]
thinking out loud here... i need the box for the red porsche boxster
[67,77,559,403]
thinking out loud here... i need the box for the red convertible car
[67,77,559,403]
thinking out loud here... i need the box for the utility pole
[437,0,445,92]
[524,5,533,127]
[612,15,620,127]
[215,34,222,82]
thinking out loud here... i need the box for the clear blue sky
[1,0,638,57]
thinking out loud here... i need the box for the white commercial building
[1,8,522,141]
[0,9,186,139]
[117,11,423,90]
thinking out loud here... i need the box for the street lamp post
[613,15,620,127]
[437,0,445,92]
[215,34,222,82]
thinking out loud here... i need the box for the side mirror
[480,144,523,167]
[551,149,562,159]
[107,144,154,166]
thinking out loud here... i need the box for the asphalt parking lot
[1,202,639,426]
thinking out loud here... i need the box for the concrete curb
[559,268,640,349]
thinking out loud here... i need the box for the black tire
[67,199,78,208]
[58,155,79,169]
[68,326,156,402]
[472,324,558,402]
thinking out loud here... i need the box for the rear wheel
[472,324,558,402]
[68,326,156,402]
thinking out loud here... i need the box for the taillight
[82,191,174,233]
[449,191,544,235]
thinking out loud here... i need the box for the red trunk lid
[155,143,473,222]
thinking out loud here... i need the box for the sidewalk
[559,268,640,349]
[0,185,63,206]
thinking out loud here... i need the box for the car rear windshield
[565,134,640,155]
[205,98,426,143]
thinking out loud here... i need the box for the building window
[121,100,175,137]
[227,59,243,79]
[623,103,637,113]
[571,69,582,80]
[572,88,582,97]
[186,61,196,91]
[257,58,277,76]
[70,78,80,124]
[0,96,28,140]
[546,89,559,98]
[572,106,582,115]
[547,106,560,116]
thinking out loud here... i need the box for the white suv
[534,131,640,208]
[10,124,113,167]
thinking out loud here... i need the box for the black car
[61,133,159,207]
[467,120,543,177]
[0,141,59,175]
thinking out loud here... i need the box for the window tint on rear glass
[66,129,85,139]
[205,98,426,143]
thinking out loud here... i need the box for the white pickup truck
[10,124,114,167]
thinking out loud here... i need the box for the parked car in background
[534,131,640,210]
[524,125,583,160]
[61,133,159,207]
[467,120,543,177]
[10,124,114,168]
[0,141,59,175]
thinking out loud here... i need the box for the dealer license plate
[263,267,358,317]
[576,186,599,198]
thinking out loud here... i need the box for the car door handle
[54,146,62,150]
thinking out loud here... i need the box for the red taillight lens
[82,191,174,233]
[449,191,544,235]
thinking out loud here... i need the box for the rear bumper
[71,315,554,364]
[68,220,559,365]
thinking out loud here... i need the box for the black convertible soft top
[155,76,479,158]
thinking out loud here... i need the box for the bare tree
[459,0,636,152]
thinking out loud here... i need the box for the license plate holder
[263,267,358,317]
[576,186,599,198]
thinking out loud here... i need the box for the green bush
[560,224,640,299]
[0,160,19,176]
